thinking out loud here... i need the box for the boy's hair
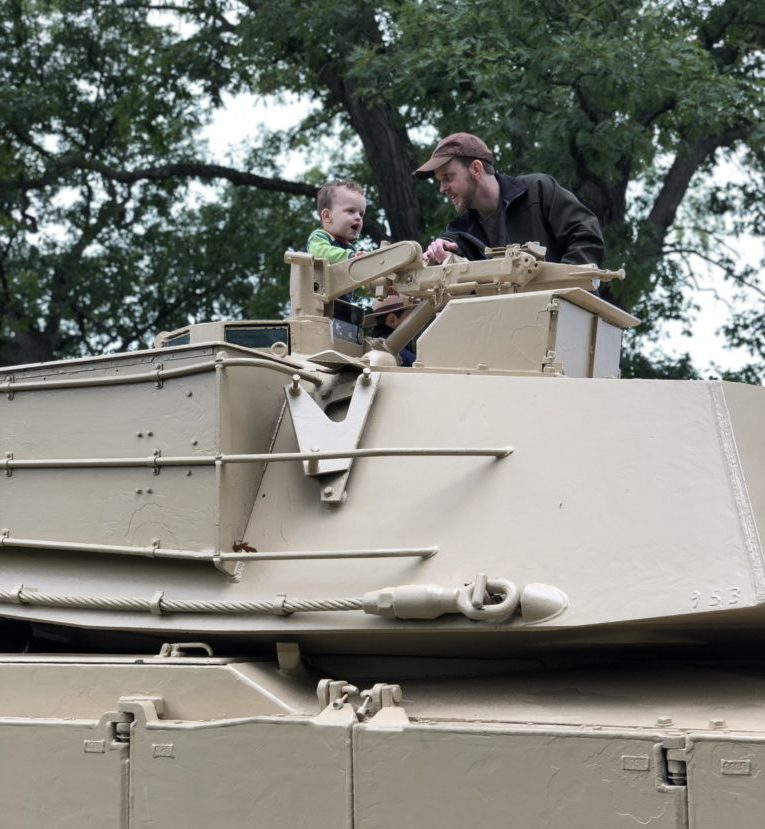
[316,179,364,213]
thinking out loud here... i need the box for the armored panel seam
[709,382,765,600]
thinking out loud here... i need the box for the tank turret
[2,242,762,655]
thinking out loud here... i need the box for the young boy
[307,179,366,262]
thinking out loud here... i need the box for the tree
[1,0,763,379]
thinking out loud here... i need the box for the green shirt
[307,229,357,263]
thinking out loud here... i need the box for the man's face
[384,310,403,330]
[321,187,366,243]
[434,158,479,213]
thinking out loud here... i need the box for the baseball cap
[363,295,408,327]
[414,133,494,179]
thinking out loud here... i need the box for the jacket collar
[497,174,528,208]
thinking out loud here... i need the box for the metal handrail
[2,446,513,471]
[218,547,438,562]
[0,533,437,563]
[0,356,322,394]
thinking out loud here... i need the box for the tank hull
[1,654,763,828]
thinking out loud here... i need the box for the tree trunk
[319,67,425,242]
[0,330,56,368]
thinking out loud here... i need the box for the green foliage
[0,0,763,381]
[620,350,701,380]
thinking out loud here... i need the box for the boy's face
[321,187,366,243]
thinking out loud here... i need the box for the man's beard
[455,177,478,213]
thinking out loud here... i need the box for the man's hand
[423,238,459,265]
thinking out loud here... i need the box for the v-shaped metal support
[285,370,381,505]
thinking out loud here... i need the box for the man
[364,295,416,367]
[414,133,604,267]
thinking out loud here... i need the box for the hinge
[659,736,690,788]
[316,678,409,725]
[541,349,562,375]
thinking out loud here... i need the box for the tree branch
[647,123,752,236]
[0,157,319,197]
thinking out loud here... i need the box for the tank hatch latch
[317,679,409,725]
[89,697,164,754]
[357,683,402,717]
[659,737,690,789]
[317,679,359,711]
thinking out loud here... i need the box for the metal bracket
[317,678,359,711]
[286,368,380,504]
[357,683,403,719]
[276,642,305,676]
[653,736,691,791]
[86,711,135,754]
[157,642,214,658]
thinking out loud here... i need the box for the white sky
[203,94,762,378]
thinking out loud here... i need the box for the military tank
[1,241,763,828]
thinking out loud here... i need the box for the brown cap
[414,133,493,179]
[363,295,409,327]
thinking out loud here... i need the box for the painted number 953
[690,587,742,609]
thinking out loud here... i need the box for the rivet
[147,430,154,437]
[186,390,193,397]
[656,716,673,727]
[709,718,727,729]
[146,488,153,494]
[186,470,192,477]
[323,486,334,497]
[135,488,143,494]
[191,438,198,446]
[136,432,143,438]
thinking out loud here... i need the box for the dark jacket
[443,173,604,266]
[372,323,416,367]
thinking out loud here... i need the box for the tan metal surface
[1,245,764,826]
[2,369,764,644]
[1,657,764,827]
[415,288,636,374]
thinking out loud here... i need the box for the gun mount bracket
[285,369,381,505]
